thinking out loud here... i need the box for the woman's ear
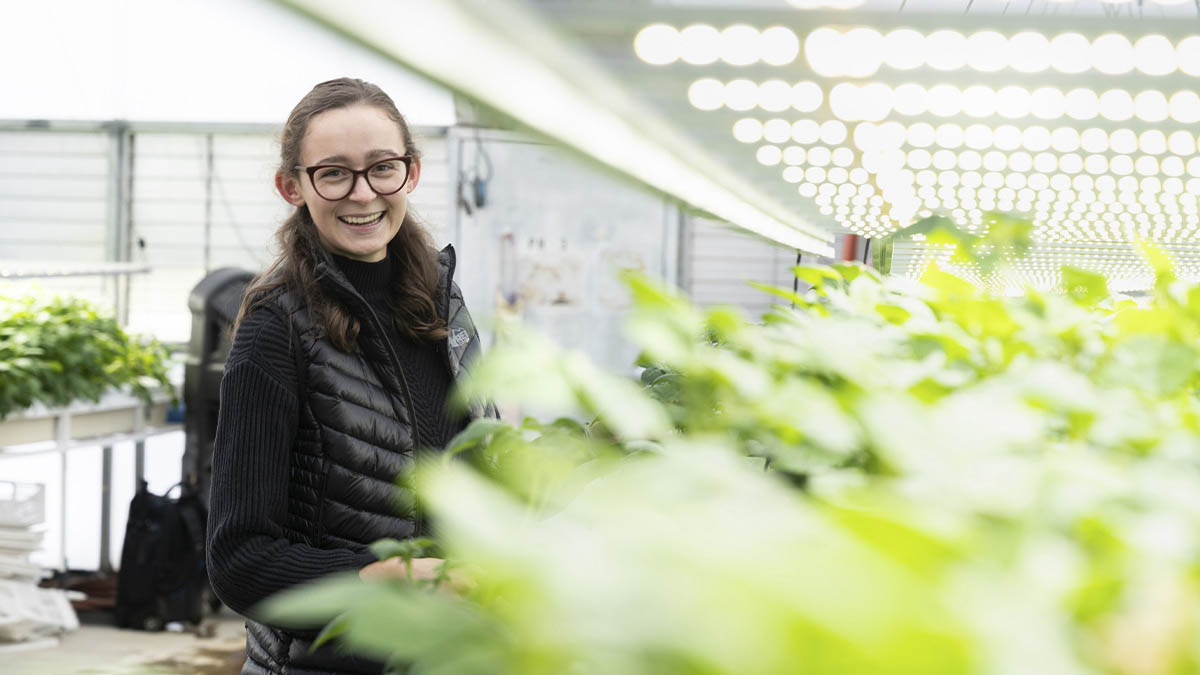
[275,170,306,206]
[406,158,422,193]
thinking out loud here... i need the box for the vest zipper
[359,302,424,534]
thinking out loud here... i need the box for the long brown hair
[236,78,448,351]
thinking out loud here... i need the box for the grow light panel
[629,12,1200,288]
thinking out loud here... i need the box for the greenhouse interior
[5,0,1200,673]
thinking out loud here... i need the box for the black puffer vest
[242,244,493,675]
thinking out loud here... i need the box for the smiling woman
[205,78,495,675]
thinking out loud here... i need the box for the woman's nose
[347,174,376,201]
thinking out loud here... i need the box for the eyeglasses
[295,156,413,201]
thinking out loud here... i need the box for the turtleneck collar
[331,253,393,301]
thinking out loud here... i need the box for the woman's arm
[205,308,376,619]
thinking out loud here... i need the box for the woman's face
[277,103,421,262]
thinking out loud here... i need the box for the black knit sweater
[206,253,461,618]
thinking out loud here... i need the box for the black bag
[114,480,213,630]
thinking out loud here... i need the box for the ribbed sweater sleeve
[206,307,376,622]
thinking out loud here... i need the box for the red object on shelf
[841,234,859,261]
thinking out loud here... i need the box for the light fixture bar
[274,0,834,256]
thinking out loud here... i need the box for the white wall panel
[686,216,802,321]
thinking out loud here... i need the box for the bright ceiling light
[996,85,1031,118]
[966,30,1007,72]
[935,123,964,149]
[634,24,680,65]
[995,125,1022,151]
[1110,128,1138,154]
[760,26,801,65]
[965,124,993,150]
[725,79,758,111]
[893,83,926,116]
[719,24,760,66]
[958,150,982,171]
[792,119,819,144]
[1099,89,1134,121]
[858,82,894,122]
[1139,129,1167,155]
[1135,90,1170,121]
[1135,35,1177,75]
[829,83,861,121]
[732,118,763,143]
[1022,126,1052,152]
[804,27,843,76]
[1178,36,1200,76]
[1169,130,1195,156]
[808,145,832,166]
[1010,31,1050,73]
[756,79,792,111]
[1031,87,1066,119]
[820,120,848,145]
[764,118,792,143]
[927,84,962,117]
[1010,151,1034,172]
[783,166,806,183]
[1170,90,1200,123]
[1065,88,1099,120]
[962,85,997,117]
[926,30,967,70]
[878,121,907,148]
[907,122,936,148]
[1051,127,1080,152]
[756,145,782,166]
[789,81,823,113]
[680,24,721,65]
[1050,32,1091,73]
[1137,156,1160,176]
[842,27,885,77]
[1091,33,1135,75]
[688,78,724,110]
[883,28,925,70]
[1081,128,1109,153]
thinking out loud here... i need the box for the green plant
[0,293,174,419]
[262,226,1200,674]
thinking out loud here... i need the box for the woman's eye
[318,168,346,179]
[371,162,397,174]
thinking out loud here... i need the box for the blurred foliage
[0,293,174,419]
[263,227,1200,674]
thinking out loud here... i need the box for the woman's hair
[236,77,448,350]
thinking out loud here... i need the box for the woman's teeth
[339,212,384,225]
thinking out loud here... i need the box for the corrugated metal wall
[685,215,802,320]
[0,130,115,311]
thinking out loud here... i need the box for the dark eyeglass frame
[294,155,414,201]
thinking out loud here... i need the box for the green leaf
[792,265,843,290]
[1061,267,1109,305]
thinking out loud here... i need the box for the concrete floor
[5,609,247,675]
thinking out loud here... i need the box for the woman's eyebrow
[312,149,403,165]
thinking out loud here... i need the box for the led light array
[634,24,800,66]
[894,242,1200,293]
[804,28,1200,79]
[690,78,1200,124]
[733,115,1200,240]
[637,23,1200,79]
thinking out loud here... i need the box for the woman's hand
[360,556,441,581]
[360,557,474,594]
